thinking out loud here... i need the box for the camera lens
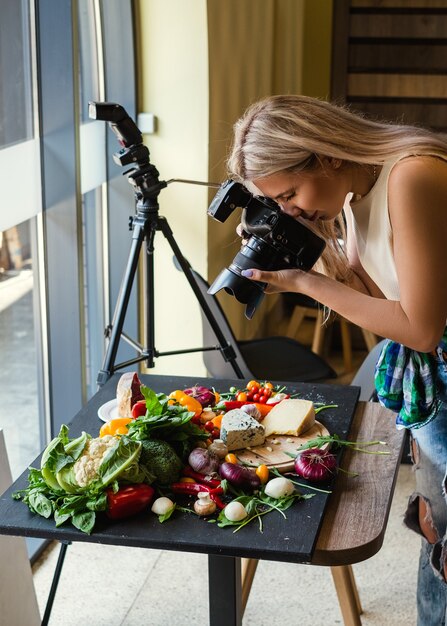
[207,236,286,319]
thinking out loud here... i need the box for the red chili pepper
[209,493,226,510]
[224,400,249,410]
[106,484,155,520]
[170,482,225,509]
[182,466,222,488]
[171,482,223,496]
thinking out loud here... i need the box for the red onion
[219,462,261,490]
[188,447,219,475]
[183,385,216,408]
[294,448,337,482]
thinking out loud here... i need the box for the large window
[0,1,42,482]
[0,0,137,560]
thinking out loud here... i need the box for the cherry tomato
[204,420,215,432]
[246,380,261,391]
[252,393,260,402]
[255,464,270,484]
[236,392,248,402]
[258,394,268,404]
[260,387,272,398]
[264,382,274,390]
[225,453,238,464]
[211,428,220,439]
[246,391,254,401]
[131,400,147,419]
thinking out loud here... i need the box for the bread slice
[116,372,144,418]
[261,398,315,437]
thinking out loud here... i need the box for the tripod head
[89,101,166,205]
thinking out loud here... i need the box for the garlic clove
[224,500,248,522]
[264,476,295,499]
[151,496,174,515]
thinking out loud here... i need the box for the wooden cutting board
[235,421,330,473]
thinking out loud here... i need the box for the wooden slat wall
[331,0,447,132]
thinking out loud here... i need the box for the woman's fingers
[241,268,304,293]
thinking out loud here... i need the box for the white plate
[98,399,119,422]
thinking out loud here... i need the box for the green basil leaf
[28,491,53,518]
[72,510,96,534]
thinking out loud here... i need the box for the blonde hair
[228,94,447,282]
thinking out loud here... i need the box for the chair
[185,265,337,383]
[282,292,379,374]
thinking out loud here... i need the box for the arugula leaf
[217,489,312,533]
[295,434,389,454]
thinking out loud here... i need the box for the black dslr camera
[207,180,325,319]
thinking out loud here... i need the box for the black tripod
[89,102,244,386]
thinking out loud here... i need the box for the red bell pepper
[106,484,155,520]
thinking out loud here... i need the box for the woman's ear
[329,157,342,169]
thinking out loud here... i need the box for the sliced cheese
[220,409,265,451]
[261,398,315,437]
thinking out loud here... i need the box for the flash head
[88,101,142,148]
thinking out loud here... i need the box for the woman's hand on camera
[236,223,249,244]
[241,268,307,294]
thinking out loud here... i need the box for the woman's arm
[244,157,447,351]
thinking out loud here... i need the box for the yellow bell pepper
[99,417,132,437]
[168,390,203,417]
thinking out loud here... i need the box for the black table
[0,374,369,625]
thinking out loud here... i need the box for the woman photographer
[229,94,447,625]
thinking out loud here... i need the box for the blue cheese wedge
[261,399,315,437]
[220,409,266,451]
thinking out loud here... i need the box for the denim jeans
[406,349,447,626]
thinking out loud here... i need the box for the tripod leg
[157,216,244,379]
[97,221,146,386]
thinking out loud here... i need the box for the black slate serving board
[0,374,360,564]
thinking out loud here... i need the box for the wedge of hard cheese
[261,398,315,437]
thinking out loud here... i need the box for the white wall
[136,0,209,377]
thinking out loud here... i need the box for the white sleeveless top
[344,159,401,300]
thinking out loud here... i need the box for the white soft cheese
[261,399,315,437]
[220,409,265,451]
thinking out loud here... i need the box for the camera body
[207,180,325,319]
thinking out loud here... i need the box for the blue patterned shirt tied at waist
[374,328,447,430]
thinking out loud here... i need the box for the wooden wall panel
[348,74,447,98]
[331,1,447,133]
